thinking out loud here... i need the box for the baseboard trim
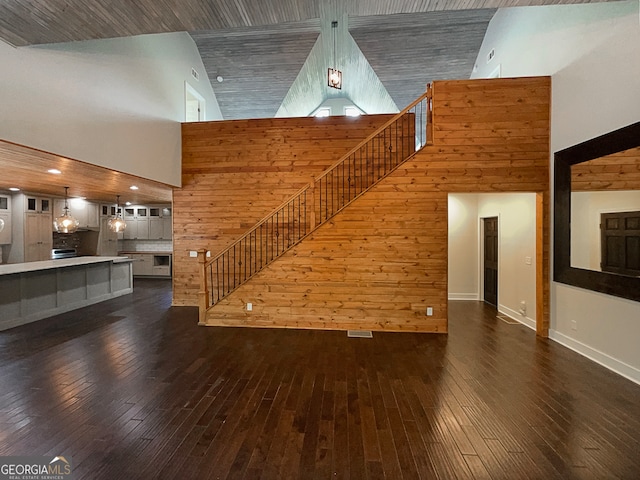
[448,293,479,301]
[549,330,640,386]
[498,304,536,331]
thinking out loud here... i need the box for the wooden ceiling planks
[0,140,173,204]
[0,0,619,46]
[350,9,496,111]
[192,25,321,119]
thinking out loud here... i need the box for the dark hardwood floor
[1,279,639,479]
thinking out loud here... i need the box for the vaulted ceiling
[0,0,621,203]
[0,0,621,120]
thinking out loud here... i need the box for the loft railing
[196,85,433,322]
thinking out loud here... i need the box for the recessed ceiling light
[129,185,139,190]
[9,187,20,191]
[48,169,62,174]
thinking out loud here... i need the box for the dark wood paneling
[2,281,639,478]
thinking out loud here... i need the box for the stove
[51,248,78,259]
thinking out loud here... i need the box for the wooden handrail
[204,87,431,269]
[198,86,434,309]
[315,89,431,183]
[204,183,311,267]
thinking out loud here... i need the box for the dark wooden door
[601,211,640,276]
[484,217,498,307]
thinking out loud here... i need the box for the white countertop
[0,256,133,276]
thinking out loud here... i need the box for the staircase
[196,86,433,324]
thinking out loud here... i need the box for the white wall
[448,194,479,300]
[448,193,537,329]
[0,32,222,186]
[473,0,640,383]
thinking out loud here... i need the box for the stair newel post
[309,177,316,232]
[197,248,209,326]
[426,83,434,146]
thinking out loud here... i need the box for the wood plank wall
[175,115,394,306]
[174,76,551,334]
[424,77,551,334]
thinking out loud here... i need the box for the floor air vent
[347,330,373,338]
[497,314,520,325]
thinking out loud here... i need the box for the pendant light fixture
[54,186,79,234]
[327,20,342,90]
[108,195,126,233]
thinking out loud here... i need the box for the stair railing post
[426,82,434,145]
[197,248,209,326]
[309,176,316,232]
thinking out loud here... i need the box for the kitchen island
[0,256,133,331]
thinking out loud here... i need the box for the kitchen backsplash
[53,231,81,249]
[119,239,172,252]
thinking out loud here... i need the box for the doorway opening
[185,82,205,122]
[448,193,542,332]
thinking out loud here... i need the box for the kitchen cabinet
[124,206,148,220]
[6,193,53,262]
[149,217,172,240]
[25,212,53,262]
[148,206,172,240]
[124,253,172,277]
[123,206,149,240]
[98,218,119,256]
[0,195,11,244]
[25,196,51,214]
[130,253,154,276]
[53,199,99,230]
[123,218,149,240]
[152,254,172,276]
[121,204,171,240]
[100,204,123,217]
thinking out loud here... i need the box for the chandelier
[54,186,79,234]
[327,21,342,90]
[108,195,127,233]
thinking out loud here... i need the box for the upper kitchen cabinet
[149,206,172,240]
[100,204,122,217]
[53,199,99,230]
[123,206,149,240]
[25,195,50,214]
[0,194,12,244]
[121,204,171,240]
